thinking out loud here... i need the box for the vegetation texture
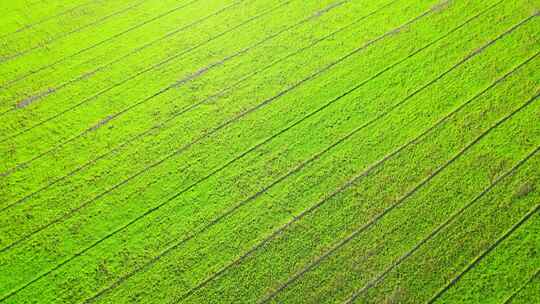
[1,0,539,303]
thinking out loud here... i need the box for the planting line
[0,0,95,40]
[258,56,539,304]
[0,0,203,89]
[345,126,540,304]
[0,3,444,257]
[502,268,540,304]
[0,0,147,63]
[0,0,291,139]
[0,0,374,216]
[0,0,404,221]
[426,204,540,303]
[0,1,403,228]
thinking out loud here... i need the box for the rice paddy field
[0,0,539,303]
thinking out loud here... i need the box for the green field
[0,0,539,303]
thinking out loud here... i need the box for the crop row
[0,0,435,236]
[505,270,540,304]
[355,147,540,304]
[430,204,540,303]
[0,0,485,255]
[2,2,535,302]
[0,0,346,134]
[268,96,540,304]
[0,0,147,62]
[0,0,376,177]
[179,55,540,304]
[0,0,93,38]
[0,0,278,117]
[1,0,442,299]
[0,0,515,225]
[0,0,374,191]
[0,0,241,97]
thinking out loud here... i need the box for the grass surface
[0,0,539,303]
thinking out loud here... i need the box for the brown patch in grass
[384,286,406,304]
[514,182,534,199]
[173,65,212,88]
[16,87,56,108]
[312,1,347,18]
[88,115,115,131]
[431,0,451,13]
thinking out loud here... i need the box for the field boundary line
[0,0,203,89]
[0,0,294,140]
[0,0,95,40]
[0,0,147,63]
[345,132,540,303]
[427,203,540,303]
[502,268,540,304]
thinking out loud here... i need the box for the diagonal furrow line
[0,0,95,40]
[502,268,540,304]
[0,0,404,222]
[196,52,539,304]
[0,0,380,207]
[0,0,203,89]
[72,0,353,129]
[1,1,509,300]
[182,11,534,302]
[0,0,244,112]
[0,0,242,118]
[2,2,536,304]
[260,64,540,304]
[0,0,147,63]
[0,0,370,213]
[0,0,386,183]
[346,119,540,304]
[4,0,263,109]
[4,2,504,298]
[0,0,288,141]
[0,0,508,276]
[0,1,390,299]
[0,2,439,255]
[82,6,447,303]
[426,206,540,303]
[262,53,539,303]
[1,0,352,173]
